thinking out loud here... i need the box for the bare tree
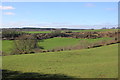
[12,34,38,54]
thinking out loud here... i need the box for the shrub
[65,30,72,33]
[2,29,24,40]
[12,35,38,54]
[51,30,62,37]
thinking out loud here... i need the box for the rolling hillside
[2,44,118,78]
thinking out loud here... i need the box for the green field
[38,37,80,50]
[38,37,113,50]
[23,29,118,33]
[2,44,118,78]
[2,37,113,54]
[23,31,52,33]
[72,29,118,32]
[2,40,14,55]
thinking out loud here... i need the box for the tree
[116,27,120,29]
[2,29,24,40]
[51,30,62,37]
[102,27,107,29]
[65,30,72,33]
[111,27,116,29]
[12,34,38,54]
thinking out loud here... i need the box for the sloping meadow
[2,44,118,78]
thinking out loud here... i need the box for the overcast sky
[1,2,118,29]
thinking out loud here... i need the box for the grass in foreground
[2,44,118,78]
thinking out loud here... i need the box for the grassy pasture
[38,37,113,50]
[38,37,80,50]
[72,29,118,32]
[23,31,52,33]
[2,40,14,55]
[2,37,113,54]
[2,44,118,78]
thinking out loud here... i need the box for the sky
[1,2,118,29]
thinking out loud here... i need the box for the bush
[2,29,24,40]
[65,30,72,33]
[12,35,38,54]
[51,30,62,37]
